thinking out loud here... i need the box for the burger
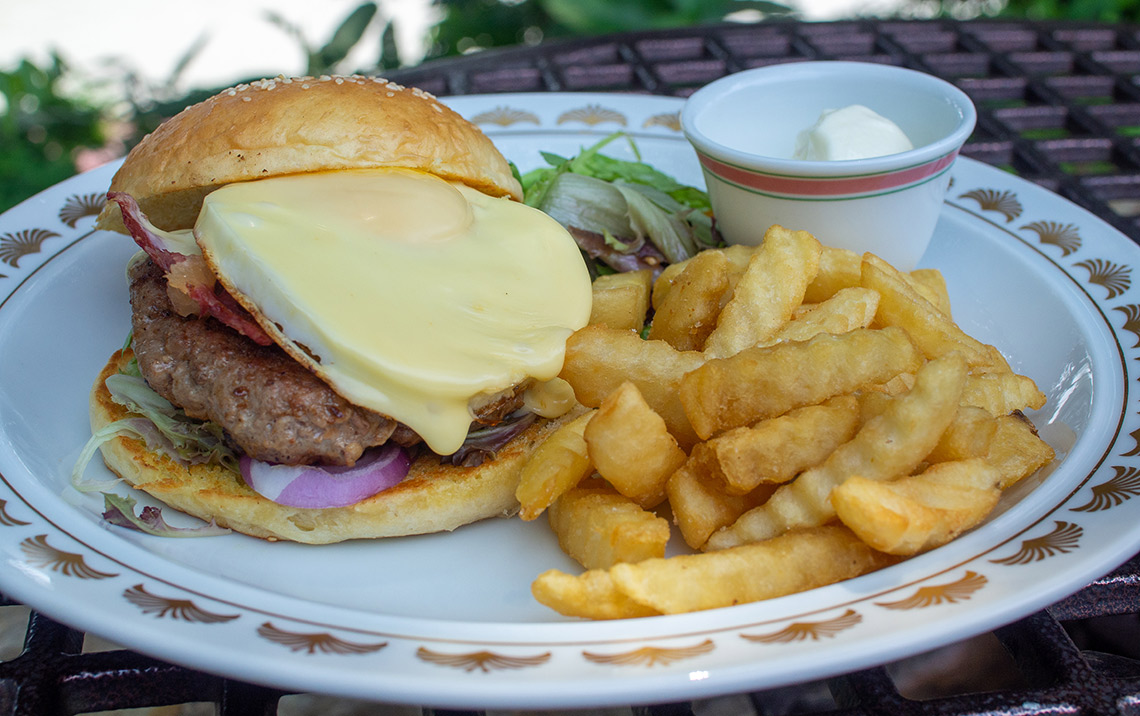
[86,75,593,543]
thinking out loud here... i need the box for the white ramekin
[681,61,977,270]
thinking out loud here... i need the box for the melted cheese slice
[195,168,592,455]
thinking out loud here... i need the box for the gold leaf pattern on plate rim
[582,639,715,667]
[990,521,1083,565]
[123,583,241,623]
[0,498,30,527]
[740,609,861,643]
[416,647,552,672]
[469,106,541,127]
[1070,465,1140,512]
[557,104,628,127]
[18,534,117,580]
[257,622,387,655]
[874,571,988,610]
[958,188,1023,222]
[0,228,61,269]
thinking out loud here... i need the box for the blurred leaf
[430,0,563,57]
[315,2,379,72]
[540,0,662,32]
[168,34,209,88]
[379,20,401,70]
[430,0,789,57]
[0,54,106,212]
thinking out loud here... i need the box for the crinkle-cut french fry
[925,405,998,463]
[680,326,922,440]
[908,268,952,317]
[861,253,1006,370]
[531,568,660,620]
[516,410,596,521]
[756,287,880,348]
[690,396,860,495]
[608,525,896,614]
[589,269,653,332]
[585,381,687,508]
[703,226,823,358]
[548,487,671,569]
[706,352,968,550]
[559,324,705,447]
[871,372,917,397]
[961,371,1047,416]
[831,458,1001,555]
[666,456,775,550]
[647,249,732,351]
[803,246,862,303]
[652,244,753,310]
[986,412,1056,489]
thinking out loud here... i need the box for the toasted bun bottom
[90,349,579,544]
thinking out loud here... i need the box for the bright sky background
[0,0,905,94]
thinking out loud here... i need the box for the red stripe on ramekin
[698,151,959,197]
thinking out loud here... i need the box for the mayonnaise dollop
[793,104,914,161]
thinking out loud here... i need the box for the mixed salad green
[519,132,718,276]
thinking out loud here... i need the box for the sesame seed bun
[96,75,523,233]
[91,348,584,543]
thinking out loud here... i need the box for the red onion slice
[241,444,411,509]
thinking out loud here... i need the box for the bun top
[97,75,523,232]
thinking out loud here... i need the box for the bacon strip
[108,192,274,346]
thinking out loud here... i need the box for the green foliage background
[1,0,1135,213]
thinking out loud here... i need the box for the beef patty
[127,258,523,466]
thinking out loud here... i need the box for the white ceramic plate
[0,92,1137,709]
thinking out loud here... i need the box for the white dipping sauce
[792,104,914,161]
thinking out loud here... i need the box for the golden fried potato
[647,250,731,351]
[608,525,895,614]
[707,352,968,549]
[986,412,1056,488]
[680,326,922,439]
[584,381,687,507]
[803,246,862,303]
[703,226,823,358]
[861,253,1005,370]
[908,268,952,317]
[757,287,880,348]
[548,487,671,569]
[962,371,1047,416]
[925,405,998,463]
[831,458,1001,555]
[666,457,774,550]
[531,568,660,620]
[516,410,595,521]
[589,269,653,331]
[560,325,705,447]
[689,396,860,495]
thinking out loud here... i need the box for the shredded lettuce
[521,132,718,273]
[103,373,239,471]
[71,346,239,495]
[102,493,231,537]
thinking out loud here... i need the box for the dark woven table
[3,18,1140,716]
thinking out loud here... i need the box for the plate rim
[0,91,1138,708]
